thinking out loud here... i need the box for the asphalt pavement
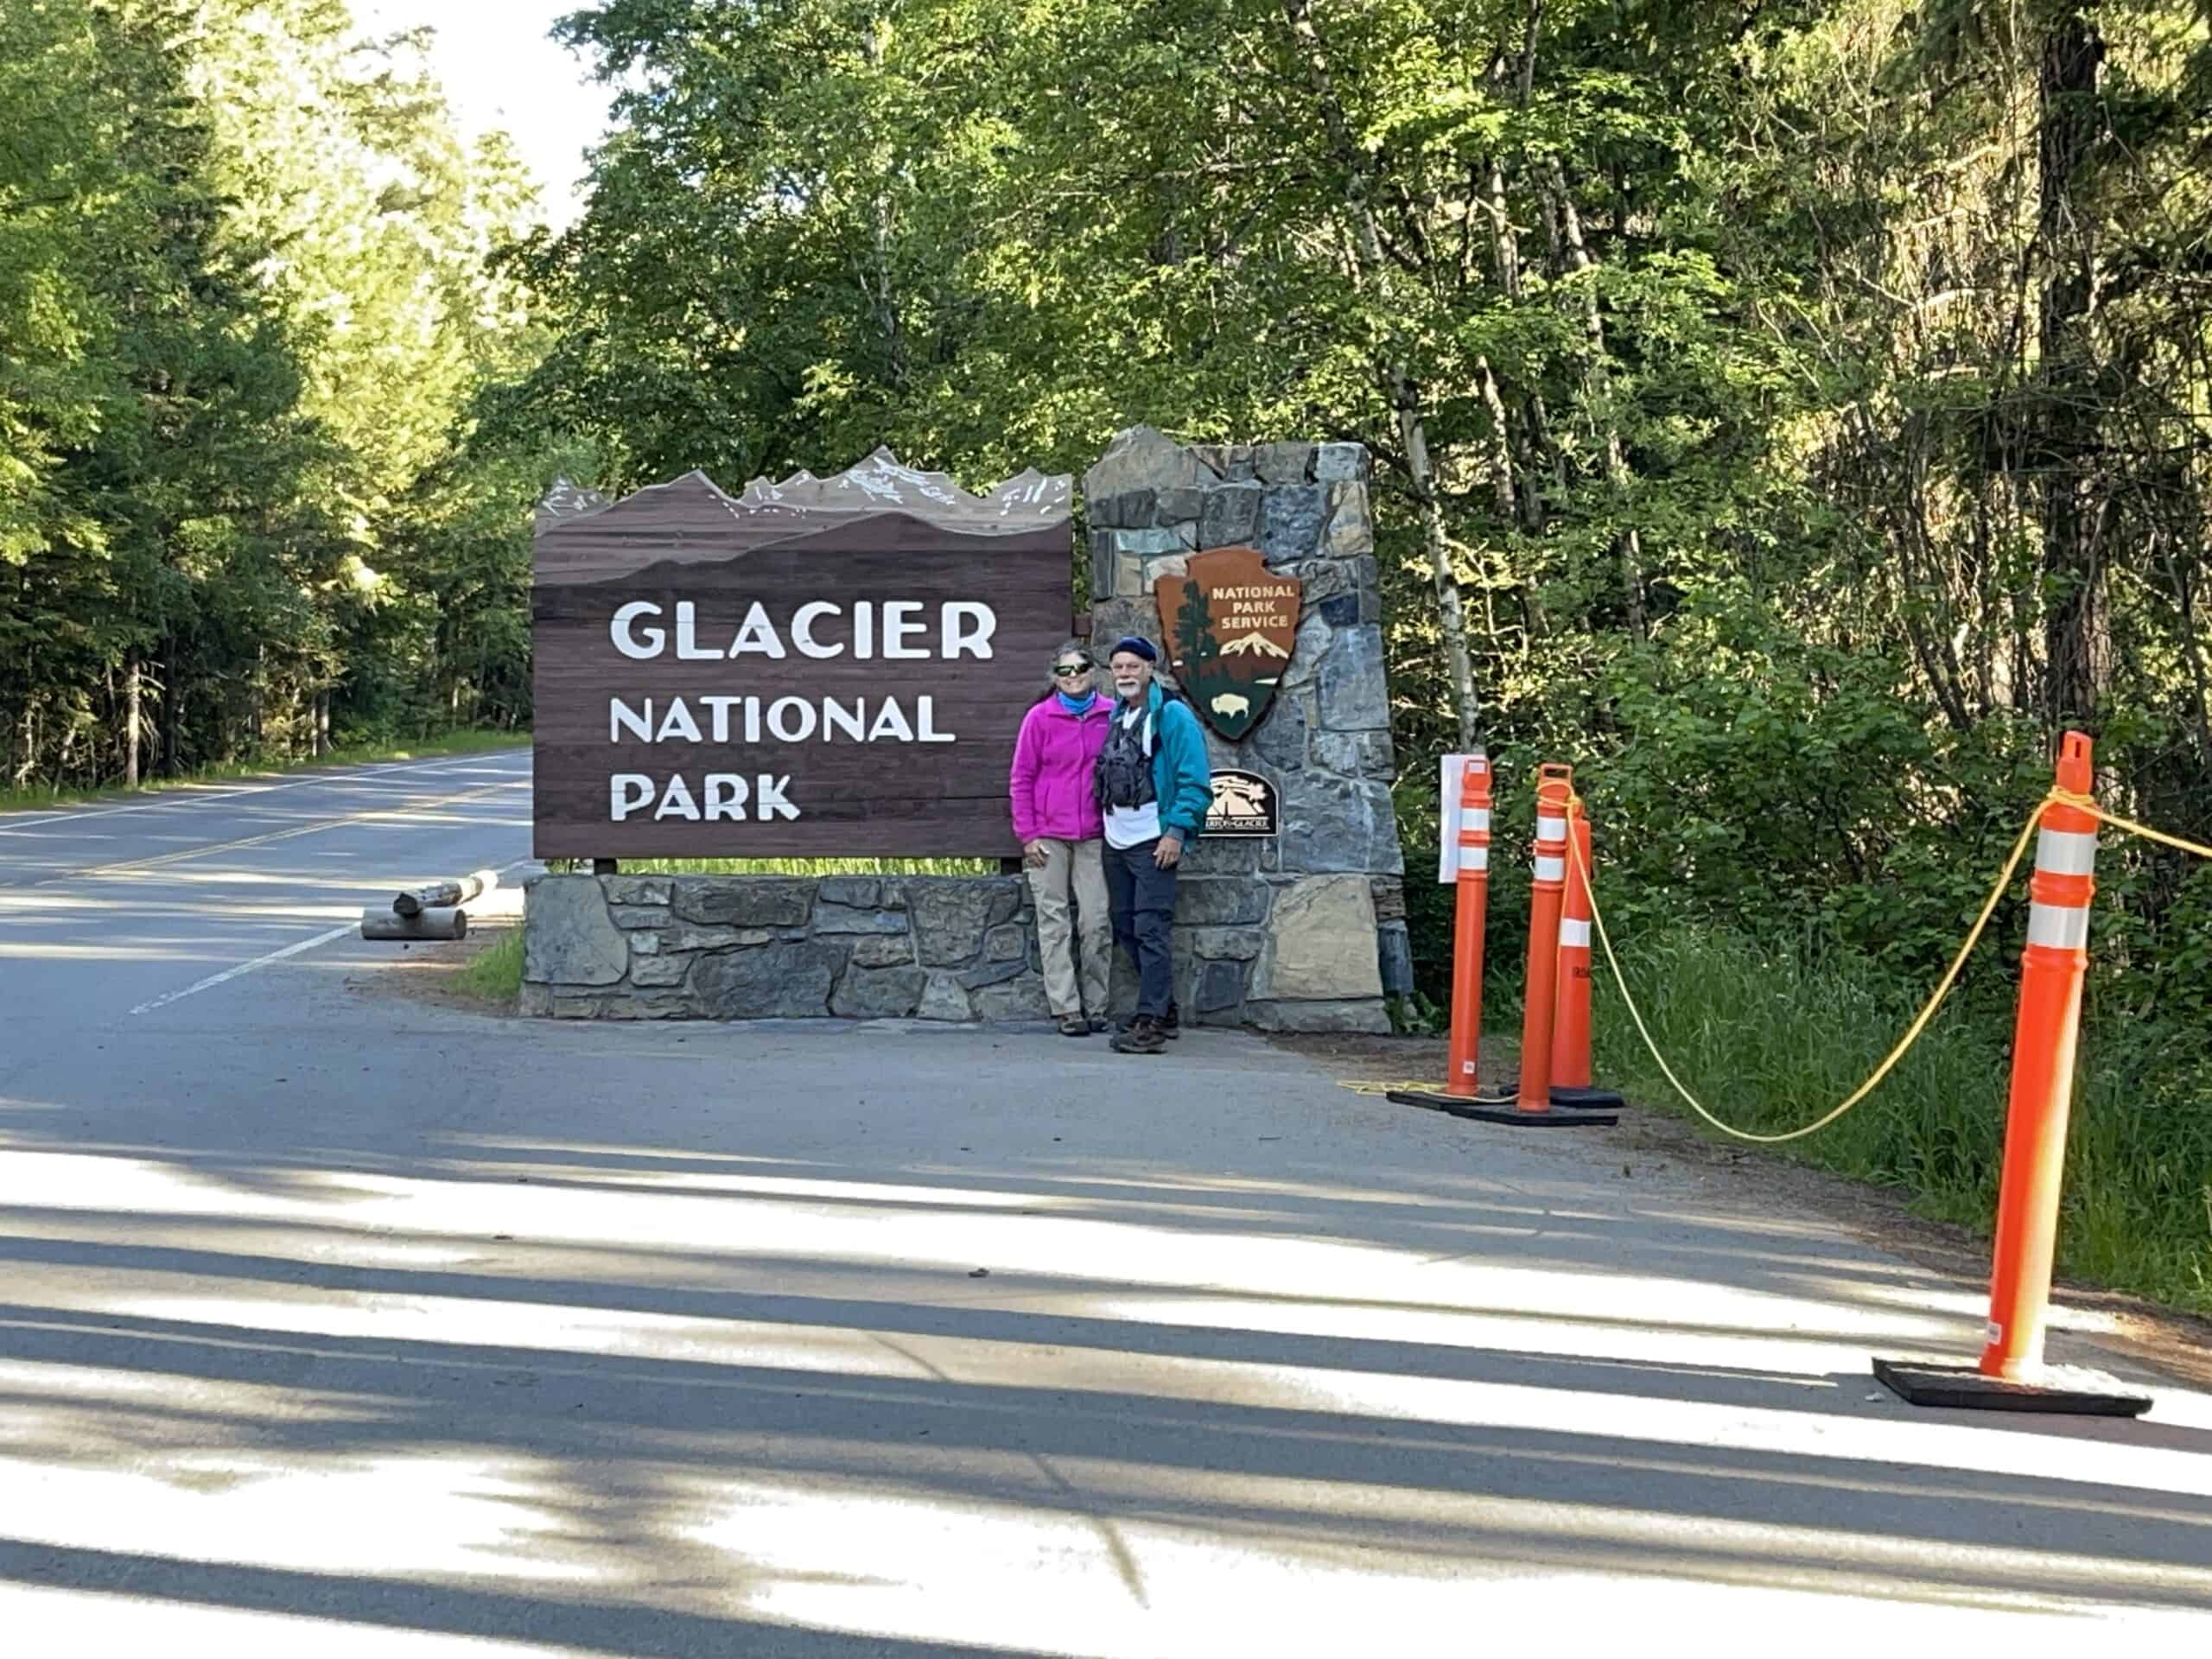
[1,747,2208,1651]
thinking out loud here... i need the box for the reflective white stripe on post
[1465,809,1491,832]
[2034,828,2097,875]
[1538,817,1567,842]
[2025,902,2089,950]
[1535,856,1566,883]
[1559,918,1591,947]
[1458,846,1489,874]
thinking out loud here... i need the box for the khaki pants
[1027,838,1111,1019]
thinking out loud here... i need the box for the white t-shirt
[1103,706,1163,849]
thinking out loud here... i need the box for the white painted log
[361,906,468,942]
[393,868,498,917]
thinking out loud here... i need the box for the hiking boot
[1087,1014,1110,1033]
[1119,1004,1180,1039]
[1057,1014,1090,1038]
[1110,1016,1166,1055]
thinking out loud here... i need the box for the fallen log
[393,868,498,917]
[361,906,468,942]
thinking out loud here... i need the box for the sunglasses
[1052,662,1091,677]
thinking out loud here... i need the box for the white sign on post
[1437,753,1470,884]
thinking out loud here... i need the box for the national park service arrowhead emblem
[1154,546,1300,741]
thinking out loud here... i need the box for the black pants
[1104,837,1177,1019]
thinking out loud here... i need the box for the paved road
[1,751,2208,1651]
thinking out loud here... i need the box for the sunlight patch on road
[0,1444,599,1586]
[677,1469,2212,1650]
[29,1275,2212,1506]
[8,1145,2209,1508]
[0,1150,1974,1349]
[0,944,218,963]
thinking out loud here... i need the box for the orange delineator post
[1516,766,1574,1115]
[1444,753,1493,1098]
[1550,808,1594,1090]
[1872,732,2139,1413]
[1979,732,2098,1381]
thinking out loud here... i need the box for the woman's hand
[1023,839,1050,869]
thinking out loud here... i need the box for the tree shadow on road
[1,1050,2209,1647]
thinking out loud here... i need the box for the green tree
[0,0,562,786]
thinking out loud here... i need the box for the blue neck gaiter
[1056,690,1097,715]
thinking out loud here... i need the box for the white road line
[0,750,528,834]
[126,855,538,1017]
[127,924,359,1016]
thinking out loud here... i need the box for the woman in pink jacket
[1009,639,1114,1036]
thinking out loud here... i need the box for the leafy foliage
[5,0,2207,1301]
[521,0,2211,1305]
[0,0,555,785]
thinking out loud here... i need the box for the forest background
[3,0,2208,1311]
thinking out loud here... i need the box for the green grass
[546,856,995,876]
[454,926,525,1004]
[1586,925,2212,1318]
[0,728,526,815]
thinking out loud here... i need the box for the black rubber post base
[1385,1089,1618,1128]
[1872,1357,2151,1417]
[1498,1075,1628,1111]
[1550,1084,1627,1111]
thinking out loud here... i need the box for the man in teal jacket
[1094,635,1211,1054]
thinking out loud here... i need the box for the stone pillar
[1083,426,1408,1033]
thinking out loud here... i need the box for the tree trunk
[859,26,908,389]
[2163,546,2212,771]
[1477,359,1517,521]
[1484,156,1521,301]
[123,652,141,789]
[394,869,497,917]
[2033,12,2107,732]
[1544,157,1646,639]
[1396,382,1479,751]
[163,663,182,777]
[361,906,468,942]
[1281,0,1478,749]
[1493,6,1556,535]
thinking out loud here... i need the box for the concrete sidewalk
[1,982,2208,1649]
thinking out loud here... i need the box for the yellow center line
[35,780,530,887]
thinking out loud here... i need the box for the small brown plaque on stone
[1154,546,1300,741]
[1205,769,1278,837]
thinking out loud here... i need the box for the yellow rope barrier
[1338,785,2212,1133]
[2054,788,2212,861]
[1571,787,2212,1145]
[1573,799,2042,1143]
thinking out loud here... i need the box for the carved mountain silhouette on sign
[1217,630,1291,658]
[534,451,1071,588]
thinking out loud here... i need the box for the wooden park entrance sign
[532,453,1071,858]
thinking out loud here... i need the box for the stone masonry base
[524,872,1391,1033]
